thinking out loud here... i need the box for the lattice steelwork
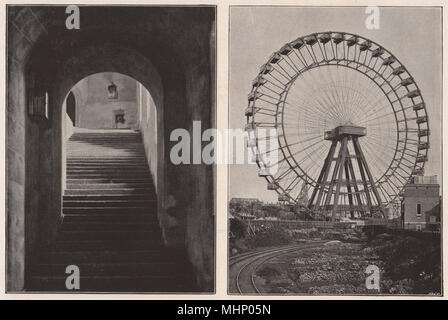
[245,32,429,220]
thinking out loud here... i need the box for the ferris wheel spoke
[382,175,402,194]
[366,137,395,164]
[393,166,412,183]
[316,41,329,61]
[316,74,348,119]
[255,90,282,101]
[259,83,284,97]
[359,109,396,124]
[377,183,393,203]
[271,64,294,82]
[260,135,319,156]
[357,141,388,177]
[400,154,417,166]
[274,139,324,169]
[283,93,329,118]
[305,45,318,64]
[276,62,295,80]
[352,68,400,118]
[350,77,385,117]
[273,166,296,182]
[262,77,286,91]
[284,93,342,122]
[265,71,289,87]
[283,175,302,193]
[282,55,302,74]
[359,144,389,176]
[292,48,310,68]
[287,133,323,146]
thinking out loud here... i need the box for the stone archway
[7,6,215,292]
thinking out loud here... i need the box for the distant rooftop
[410,175,438,185]
[230,197,260,202]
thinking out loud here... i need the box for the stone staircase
[28,129,198,292]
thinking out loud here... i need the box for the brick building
[402,176,440,231]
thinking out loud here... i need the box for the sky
[229,7,442,203]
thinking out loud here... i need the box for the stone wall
[137,83,159,190]
[61,101,74,190]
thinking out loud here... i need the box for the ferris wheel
[245,32,429,220]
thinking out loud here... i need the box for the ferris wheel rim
[248,31,430,206]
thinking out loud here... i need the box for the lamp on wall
[108,82,118,99]
[29,90,50,121]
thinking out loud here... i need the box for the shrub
[250,225,294,247]
[374,235,441,294]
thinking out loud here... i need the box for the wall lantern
[29,90,50,121]
[108,82,118,99]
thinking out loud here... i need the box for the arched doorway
[61,72,159,203]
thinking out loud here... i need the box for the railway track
[229,241,325,294]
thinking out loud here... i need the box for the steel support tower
[308,125,385,220]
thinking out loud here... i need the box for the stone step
[68,147,144,151]
[68,143,143,146]
[70,134,141,137]
[67,155,145,158]
[60,221,159,231]
[67,157,146,160]
[68,145,143,147]
[63,200,156,208]
[66,162,148,170]
[64,188,154,195]
[27,274,198,292]
[68,144,143,147]
[67,178,152,184]
[67,160,147,164]
[39,249,187,263]
[68,143,142,146]
[67,151,146,155]
[67,162,148,166]
[67,148,144,152]
[66,176,152,180]
[66,167,151,177]
[66,184,154,191]
[62,213,153,223]
[68,139,143,142]
[69,136,141,139]
[26,130,200,293]
[53,239,165,251]
[57,230,161,241]
[63,207,153,215]
[66,161,148,166]
[31,262,183,277]
[68,139,142,142]
[63,194,155,201]
[67,168,149,173]
[66,175,152,180]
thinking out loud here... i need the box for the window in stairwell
[147,90,152,123]
[138,83,143,123]
[66,91,76,125]
[30,90,50,121]
[417,203,422,217]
